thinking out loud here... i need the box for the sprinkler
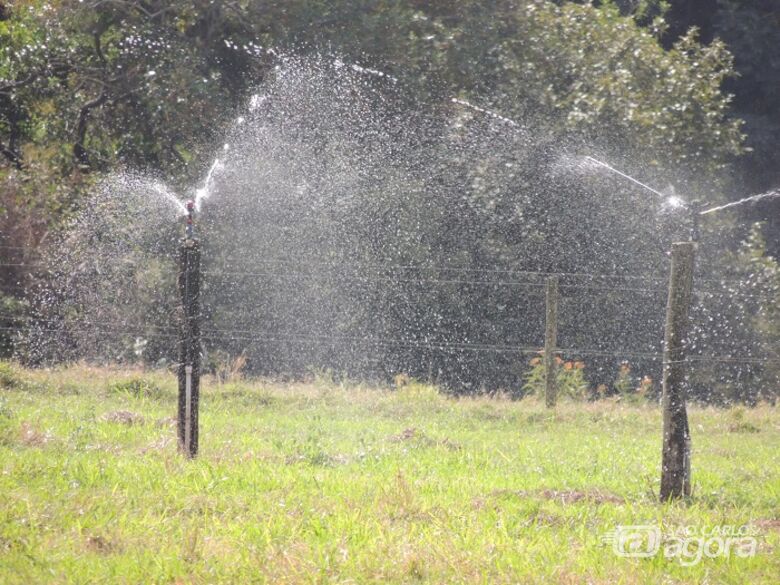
[582,156,701,241]
[185,199,195,241]
[688,200,702,242]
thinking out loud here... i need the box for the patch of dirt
[155,416,177,428]
[85,534,115,554]
[491,488,624,505]
[390,427,421,442]
[539,489,624,505]
[388,427,461,450]
[728,421,761,433]
[754,519,780,532]
[140,435,174,454]
[19,421,52,446]
[284,453,351,466]
[100,410,145,425]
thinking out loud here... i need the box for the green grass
[0,363,778,584]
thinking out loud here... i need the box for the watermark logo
[603,524,758,566]
[603,525,662,558]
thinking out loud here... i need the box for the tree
[2,1,772,403]
[625,0,780,253]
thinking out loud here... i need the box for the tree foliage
[0,1,775,402]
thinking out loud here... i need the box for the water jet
[699,188,780,215]
[582,156,667,200]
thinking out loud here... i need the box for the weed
[729,421,761,433]
[107,377,164,400]
[394,380,441,404]
[209,350,248,384]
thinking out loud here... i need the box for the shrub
[558,360,589,400]
[614,362,654,403]
[0,361,44,392]
[522,355,589,400]
[614,361,634,396]
[0,361,21,389]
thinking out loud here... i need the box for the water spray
[451,98,521,128]
[583,156,667,199]
[581,156,704,241]
[582,154,699,495]
[194,156,225,211]
[584,154,780,220]
[699,188,780,216]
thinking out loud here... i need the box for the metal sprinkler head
[688,199,702,243]
[185,199,195,241]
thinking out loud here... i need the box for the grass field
[0,363,778,584]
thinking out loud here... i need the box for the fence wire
[1,256,778,367]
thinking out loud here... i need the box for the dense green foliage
[637,0,780,249]
[0,0,748,227]
[0,1,778,400]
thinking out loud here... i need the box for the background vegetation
[1,1,778,401]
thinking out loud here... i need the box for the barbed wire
[206,270,551,288]
[197,256,773,287]
[1,249,778,371]
[2,322,778,365]
[203,270,672,294]
[1,258,777,292]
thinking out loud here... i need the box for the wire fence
[0,259,773,295]
[0,320,777,366]
[0,257,778,367]
[1,256,778,285]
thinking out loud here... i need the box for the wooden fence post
[544,276,559,408]
[178,238,201,458]
[660,241,696,500]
